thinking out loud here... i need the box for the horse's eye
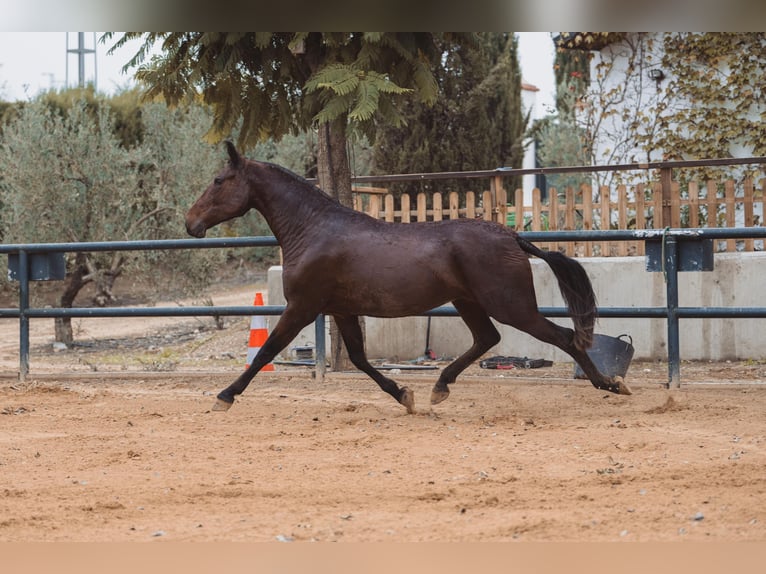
[214,177,223,185]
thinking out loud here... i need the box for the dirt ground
[1,283,766,542]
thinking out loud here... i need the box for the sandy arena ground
[1,284,765,542]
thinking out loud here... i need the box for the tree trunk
[54,253,90,345]
[315,116,364,372]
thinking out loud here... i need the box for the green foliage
[649,33,766,177]
[372,33,526,196]
[553,36,591,120]
[106,32,473,151]
[0,92,242,307]
[1,86,146,149]
[306,65,412,125]
[532,95,591,192]
[0,98,136,244]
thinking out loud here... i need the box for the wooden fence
[354,177,765,257]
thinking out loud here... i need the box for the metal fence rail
[3,228,766,387]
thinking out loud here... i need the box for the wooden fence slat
[368,195,380,219]
[635,184,646,256]
[514,189,524,230]
[744,178,754,251]
[465,191,476,219]
[384,194,395,222]
[532,188,542,231]
[449,191,460,220]
[493,176,507,226]
[548,187,560,253]
[496,186,508,225]
[725,180,736,252]
[482,191,493,221]
[652,182,663,229]
[688,181,700,228]
[706,180,718,227]
[565,186,576,257]
[617,185,627,256]
[582,184,593,257]
[401,194,411,223]
[705,181,722,250]
[433,192,443,221]
[670,180,682,228]
[600,185,610,256]
[417,193,427,222]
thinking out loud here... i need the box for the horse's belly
[324,271,462,317]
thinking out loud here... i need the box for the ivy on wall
[653,32,766,162]
[551,33,766,185]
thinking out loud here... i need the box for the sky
[0,32,557,116]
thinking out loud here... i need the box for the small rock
[275,534,294,542]
[52,342,68,352]
[152,530,165,537]
[692,512,705,521]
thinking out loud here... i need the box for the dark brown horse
[186,142,631,413]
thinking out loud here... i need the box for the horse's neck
[250,166,342,255]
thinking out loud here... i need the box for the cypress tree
[373,33,526,198]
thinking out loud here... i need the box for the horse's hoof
[212,398,233,411]
[399,387,415,414]
[430,388,450,405]
[615,376,632,395]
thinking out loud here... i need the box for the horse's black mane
[259,160,339,203]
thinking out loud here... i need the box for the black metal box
[7,252,67,281]
[645,238,714,272]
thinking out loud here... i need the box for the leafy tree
[0,95,226,344]
[530,35,594,193]
[107,32,472,206]
[553,34,591,120]
[373,33,526,197]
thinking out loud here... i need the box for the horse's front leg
[333,314,415,413]
[213,304,317,411]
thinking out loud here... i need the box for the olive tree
[0,96,225,344]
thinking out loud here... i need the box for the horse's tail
[516,235,596,351]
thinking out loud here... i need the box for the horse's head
[185,141,253,238]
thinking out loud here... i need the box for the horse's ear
[225,140,242,168]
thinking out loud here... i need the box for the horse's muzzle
[185,219,207,238]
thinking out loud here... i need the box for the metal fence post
[18,250,30,381]
[663,235,681,388]
[314,314,326,382]
[660,166,673,227]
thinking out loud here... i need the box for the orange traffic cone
[246,292,274,371]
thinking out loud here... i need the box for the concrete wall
[267,251,766,364]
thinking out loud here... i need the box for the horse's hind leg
[431,299,501,405]
[333,314,415,414]
[496,309,631,396]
